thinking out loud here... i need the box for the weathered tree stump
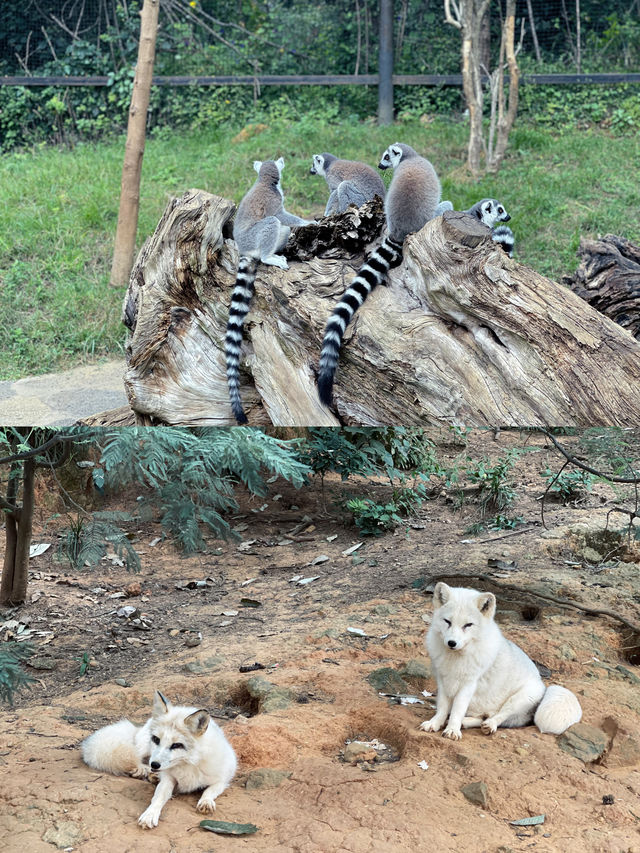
[122,190,640,426]
[562,234,640,339]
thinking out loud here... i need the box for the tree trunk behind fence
[109,0,159,288]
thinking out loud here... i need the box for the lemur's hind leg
[335,181,367,213]
[255,216,291,269]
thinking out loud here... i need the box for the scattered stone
[42,821,85,849]
[182,655,224,674]
[602,794,615,805]
[27,657,57,671]
[125,582,141,597]
[114,677,130,687]
[557,724,608,763]
[366,667,410,694]
[245,676,294,713]
[184,632,202,648]
[460,781,489,808]
[515,746,529,757]
[615,664,640,685]
[601,717,640,768]
[245,768,292,790]
[400,659,431,679]
[343,741,378,764]
[454,753,471,768]
[371,604,395,616]
[559,645,577,661]
[581,546,602,564]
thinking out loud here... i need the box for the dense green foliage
[99,427,310,552]
[0,643,34,705]
[2,1,640,150]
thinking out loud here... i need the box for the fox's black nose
[150,761,160,771]
[447,640,457,648]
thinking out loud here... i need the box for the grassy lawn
[1,117,638,381]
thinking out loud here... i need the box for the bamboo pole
[109,0,159,288]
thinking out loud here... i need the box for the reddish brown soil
[1,431,639,853]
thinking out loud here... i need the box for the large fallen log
[122,190,640,426]
[562,234,640,339]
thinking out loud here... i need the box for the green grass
[1,116,639,381]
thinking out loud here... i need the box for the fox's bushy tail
[317,235,403,407]
[225,256,259,424]
[533,684,582,734]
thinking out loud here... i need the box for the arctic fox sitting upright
[420,582,582,741]
[82,691,237,828]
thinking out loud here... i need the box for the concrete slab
[0,361,128,426]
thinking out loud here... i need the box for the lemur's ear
[253,160,262,174]
[275,157,285,171]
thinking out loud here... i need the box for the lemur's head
[254,158,285,184]
[475,198,511,228]
[378,142,418,170]
[309,153,336,176]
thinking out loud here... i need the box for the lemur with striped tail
[316,142,442,408]
[309,153,386,215]
[464,198,514,256]
[226,158,310,424]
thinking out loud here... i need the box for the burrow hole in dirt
[619,628,640,666]
[225,683,261,718]
[340,711,409,765]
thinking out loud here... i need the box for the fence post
[378,0,394,125]
[109,0,159,288]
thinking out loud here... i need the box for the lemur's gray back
[312,153,385,194]
[317,142,442,408]
[233,161,284,254]
[381,143,441,242]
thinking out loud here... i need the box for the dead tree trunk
[122,191,640,427]
[563,234,640,339]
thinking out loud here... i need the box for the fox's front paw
[481,718,498,735]
[442,726,462,740]
[196,796,217,814]
[137,807,160,829]
[419,718,443,733]
[130,764,149,779]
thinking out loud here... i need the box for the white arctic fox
[81,691,237,828]
[419,582,582,740]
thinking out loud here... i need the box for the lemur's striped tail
[317,235,403,407]
[492,224,515,257]
[225,256,259,424]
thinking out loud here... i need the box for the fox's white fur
[420,583,582,740]
[81,691,237,829]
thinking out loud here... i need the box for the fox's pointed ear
[184,709,210,736]
[433,582,451,607]
[153,691,172,716]
[476,592,496,619]
[253,160,262,174]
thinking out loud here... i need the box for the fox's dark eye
[170,742,185,750]
[463,623,473,629]
[444,618,451,626]
[151,735,160,745]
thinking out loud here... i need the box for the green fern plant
[0,642,34,705]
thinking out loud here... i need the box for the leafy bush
[98,427,309,553]
[0,643,34,705]
[542,467,595,502]
[466,450,521,515]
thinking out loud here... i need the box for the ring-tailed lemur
[309,153,386,215]
[316,142,442,407]
[464,198,514,257]
[226,157,310,424]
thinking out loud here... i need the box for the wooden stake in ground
[121,192,640,426]
[109,0,159,289]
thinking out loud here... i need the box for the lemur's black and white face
[378,144,403,170]
[478,199,511,228]
[309,154,326,176]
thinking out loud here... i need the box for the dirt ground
[1,430,639,853]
